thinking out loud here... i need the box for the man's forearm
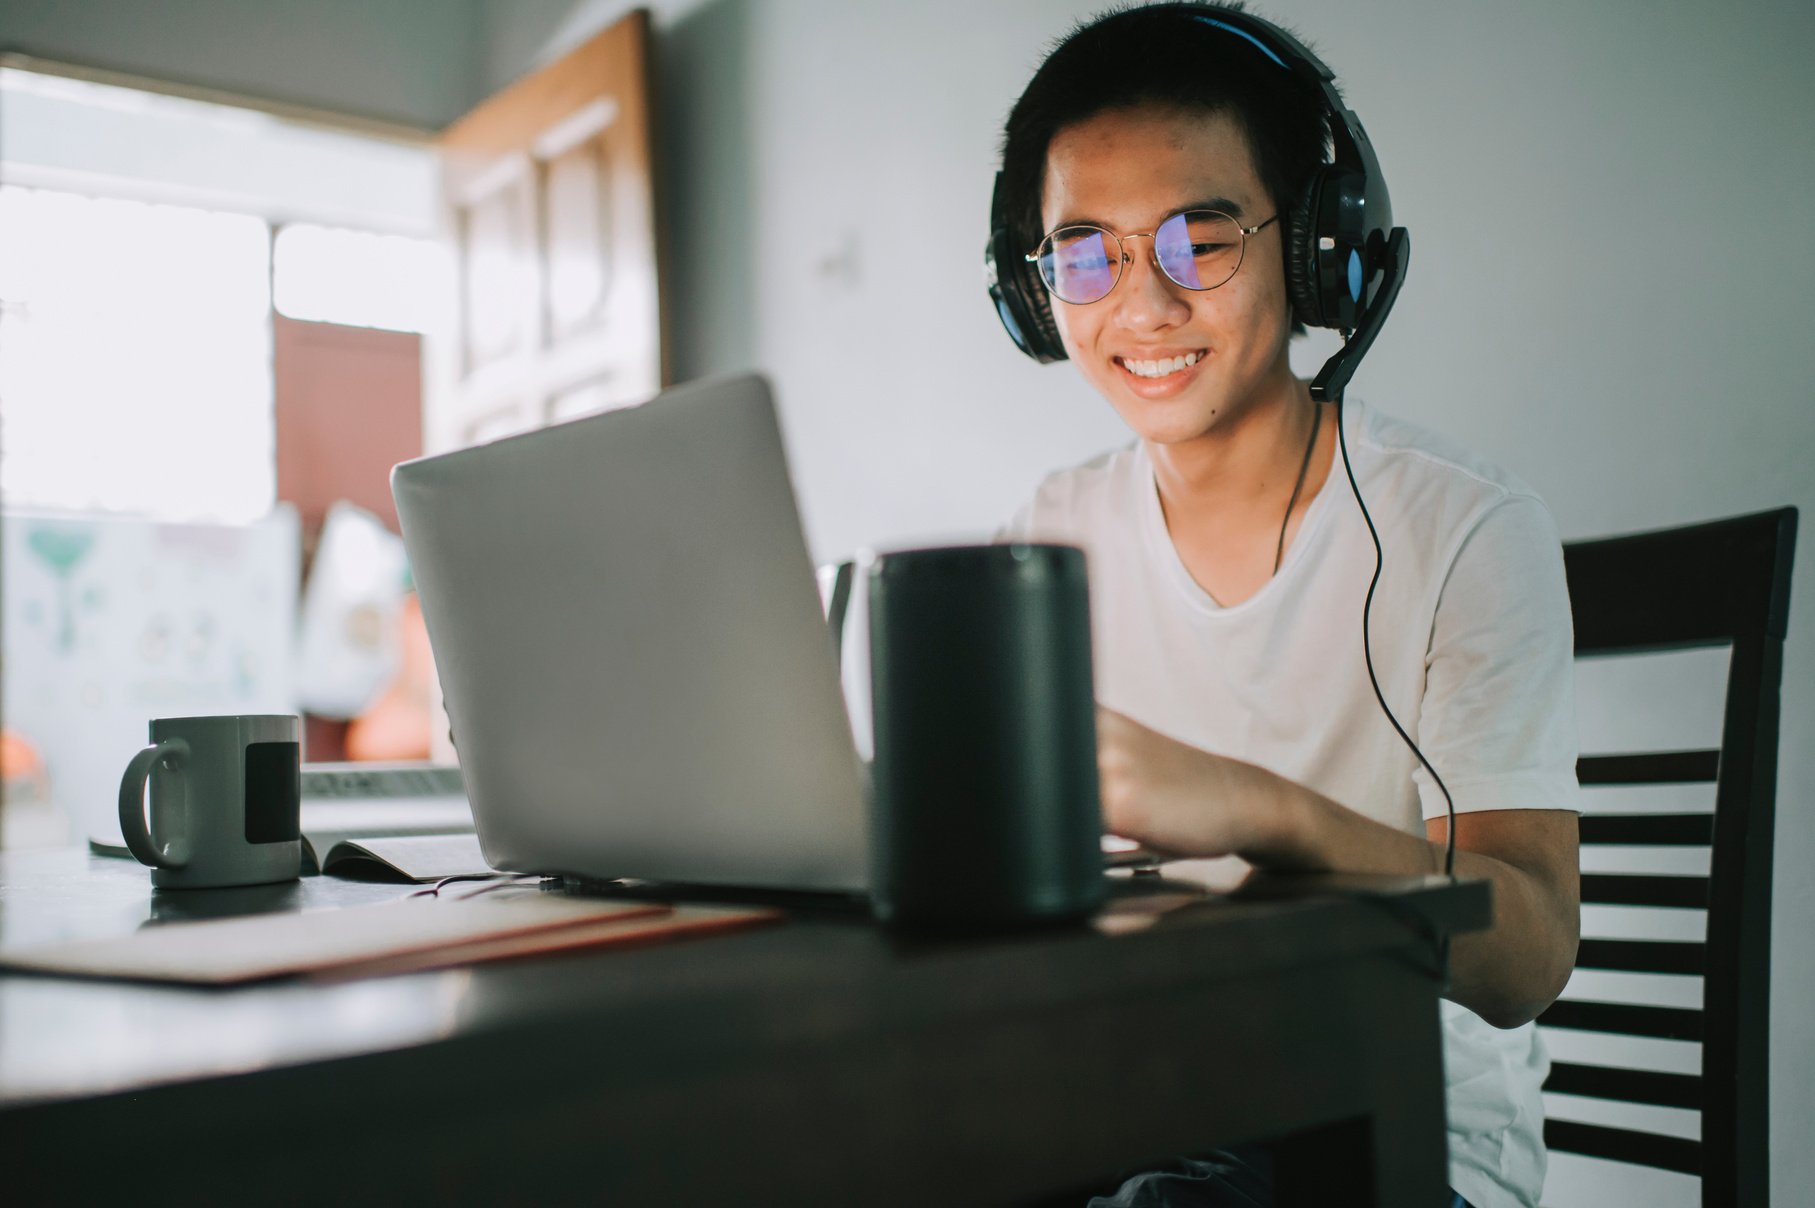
[1230,761,1579,1028]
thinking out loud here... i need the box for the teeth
[1121,352,1201,379]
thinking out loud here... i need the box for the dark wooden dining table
[0,846,1487,1206]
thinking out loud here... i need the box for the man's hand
[1096,705,1265,857]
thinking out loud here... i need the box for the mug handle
[118,738,192,870]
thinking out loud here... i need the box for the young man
[991,6,1580,1206]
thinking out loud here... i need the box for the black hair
[999,2,1334,333]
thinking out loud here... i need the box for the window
[0,185,274,522]
[0,65,441,524]
[274,223,448,334]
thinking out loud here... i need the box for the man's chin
[1112,401,1222,448]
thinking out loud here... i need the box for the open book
[297,764,478,878]
[311,832,492,882]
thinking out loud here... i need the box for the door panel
[458,166,538,378]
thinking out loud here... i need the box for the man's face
[1040,105,1295,446]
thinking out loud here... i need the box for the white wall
[491,0,1815,1201]
[0,0,483,129]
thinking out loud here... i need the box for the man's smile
[1112,348,1211,397]
[1116,350,1205,379]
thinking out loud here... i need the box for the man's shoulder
[1037,440,1141,490]
[1349,401,1564,585]
[1007,442,1143,540]
[1355,401,1547,514]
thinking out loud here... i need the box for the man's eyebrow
[1184,196,1246,218]
[1048,196,1248,232]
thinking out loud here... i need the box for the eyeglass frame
[1024,209,1280,305]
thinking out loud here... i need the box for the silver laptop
[391,374,870,892]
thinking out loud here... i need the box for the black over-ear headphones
[985,5,1410,403]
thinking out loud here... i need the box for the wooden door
[429,8,665,457]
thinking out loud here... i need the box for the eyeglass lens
[1035,211,1248,304]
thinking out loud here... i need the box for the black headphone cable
[1333,394,1459,984]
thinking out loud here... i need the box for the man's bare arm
[1098,706,1580,1028]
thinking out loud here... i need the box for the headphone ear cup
[1285,171,1327,330]
[987,223,1067,364]
[985,170,1066,364]
[1289,166,1384,333]
[1015,264,1065,364]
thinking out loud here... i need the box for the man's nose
[1112,237,1190,331]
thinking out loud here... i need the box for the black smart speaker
[866,543,1106,929]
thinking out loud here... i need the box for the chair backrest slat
[1574,937,1705,975]
[1578,750,1719,785]
[1576,814,1714,845]
[1579,872,1708,909]
[1540,999,1703,1041]
[1545,1060,1704,1110]
[1565,509,1795,653]
[1544,1120,1704,1177]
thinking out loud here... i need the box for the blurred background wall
[4,0,1812,1201]
[0,0,484,128]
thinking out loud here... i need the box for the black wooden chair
[1540,507,1797,1205]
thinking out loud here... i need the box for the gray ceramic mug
[117,714,303,889]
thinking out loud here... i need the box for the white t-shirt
[1000,399,1578,1208]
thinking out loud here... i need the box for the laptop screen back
[391,375,869,891]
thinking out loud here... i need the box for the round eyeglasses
[1026,210,1279,305]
